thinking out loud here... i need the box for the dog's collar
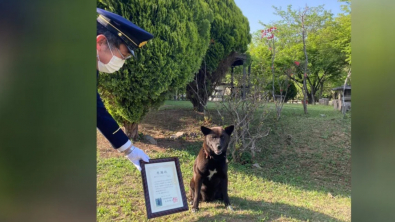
[204,149,225,160]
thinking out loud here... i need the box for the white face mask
[97,38,125,73]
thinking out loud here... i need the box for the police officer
[96,8,153,171]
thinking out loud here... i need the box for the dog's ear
[224,125,234,135]
[201,126,212,136]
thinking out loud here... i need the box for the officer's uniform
[96,8,154,151]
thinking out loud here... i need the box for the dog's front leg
[221,175,234,211]
[192,174,203,213]
[189,179,195,205]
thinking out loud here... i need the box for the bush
[266,80,297,102]
[97,0,212,138]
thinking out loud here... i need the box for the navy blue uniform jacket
[97,71,129,149]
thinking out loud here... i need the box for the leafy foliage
[97,0,212,125]
[203,0,251,71]
[186,0,251,111]
[249,3,351,103]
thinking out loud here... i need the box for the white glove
[126,146,150,171]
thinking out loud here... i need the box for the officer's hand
[126,146,150,171]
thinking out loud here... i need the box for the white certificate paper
[145,161,184,213]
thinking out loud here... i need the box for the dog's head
[201,125,234,156]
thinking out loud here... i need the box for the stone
[170,132,185,139]
[252,163,262,169]
[144,135,157,145]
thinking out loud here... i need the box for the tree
[97,0,212,139]
[269,4,352,110]
[186,0,251,112]
[336,0,351,65]
[273,5,333,112]
[337,0,351,115]
[249,29,295,104]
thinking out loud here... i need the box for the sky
[234,0,346,34]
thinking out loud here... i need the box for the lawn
[97,100,351,222]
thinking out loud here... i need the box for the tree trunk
[186,52,238,111]
[319,82,324,100]
[271,37,276,104]
[242,65,246,100]
[196,102,205,113]
[247,64,251,95]
[301,9,309,114]
[186,84,207,112]
[124,122,139,141]
[311,87,316,105]
[190,96,206,112]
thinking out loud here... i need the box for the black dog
[190,125,234,212]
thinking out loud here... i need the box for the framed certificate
[140,157,189,219]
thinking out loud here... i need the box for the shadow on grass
[194,196,344,222]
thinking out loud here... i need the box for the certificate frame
[140,157,188,219]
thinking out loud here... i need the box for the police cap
[97,8,154,56]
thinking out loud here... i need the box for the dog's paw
[191,208,199,213]
[227,205,234,211]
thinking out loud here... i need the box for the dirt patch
[97,109,217,158]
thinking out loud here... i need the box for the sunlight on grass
[98,101,351,222]
[98,150,350,221]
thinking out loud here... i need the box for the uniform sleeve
[97,92,131,150]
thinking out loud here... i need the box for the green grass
[97,101,351,221]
